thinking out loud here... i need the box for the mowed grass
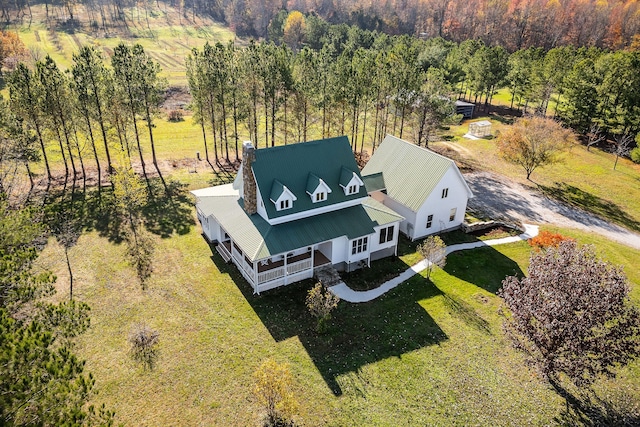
[11,3,236,86]
[35,182,640,426]
[437,119,640,232]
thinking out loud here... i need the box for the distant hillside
[4,2,238,86]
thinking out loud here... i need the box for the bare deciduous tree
[128,323,159,370]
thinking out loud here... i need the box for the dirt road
[464,171,640,250]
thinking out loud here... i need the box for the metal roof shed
[468,120,492,137]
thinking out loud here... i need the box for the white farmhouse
[361,135,473,240]
[192,136,403,294]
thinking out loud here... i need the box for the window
[347,184,358,195]
[280,199,290,210]
[379,225,395,244]
[315,192,326,202]
[441,188,449,198]
[351,237,368,255]
[426,214,433,228]
[449,208,457,222]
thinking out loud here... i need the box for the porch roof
[196,187,403,261]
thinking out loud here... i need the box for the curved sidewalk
[329,224,539,303]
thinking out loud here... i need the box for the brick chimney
[242,141,257,215]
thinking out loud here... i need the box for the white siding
[370,221,400,253]
[413,166,469,240]
[197,210,221,242]
[331,236,349,264]
[370,191,417,237]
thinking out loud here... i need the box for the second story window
[442,188,449,198]
[315,192,326,202]
[280,199,290,210]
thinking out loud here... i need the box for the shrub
[528,230,572,251]
[128,323,159,370]
[167,109,183,122]
[630,147,640,164]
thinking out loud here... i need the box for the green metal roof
[306,173,322,194]
[251,136,368,219]
[361,135,470,211]
[270,180,285,202]
[339,167,355,187]
[362,172,386,192]
[197,191,403,261]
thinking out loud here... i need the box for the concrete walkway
[329,224,539,303]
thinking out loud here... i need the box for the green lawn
[36,184,640,425]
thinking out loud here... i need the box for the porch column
[283,254,288,285]
[311,247,315,271]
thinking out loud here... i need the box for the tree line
[2,28,640,196]
[2,42,167,194]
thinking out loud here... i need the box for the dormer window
[339,167,364,196]
[306,173,332,204]
[270,180,296,212]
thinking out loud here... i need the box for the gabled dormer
[270,180,297,211]
[339,167,364,196]
[306,173,332,203]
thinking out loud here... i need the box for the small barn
[468,120,492,137]
[455,100,475,119]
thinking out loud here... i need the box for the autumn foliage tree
[253,359,299,426]
[498,116,575,180]
[500,240,640,387]
[0,31,27,73]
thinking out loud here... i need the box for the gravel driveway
[464,171,640,250]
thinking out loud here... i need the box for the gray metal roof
[361,135,473,212]
[196,191,403,261]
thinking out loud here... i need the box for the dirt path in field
[464,171,640,250]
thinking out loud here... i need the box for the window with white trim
[280,199,290,210]
[426,214,433,228]
[315,192,326,202]
[347,184,359,195]
[442,188,449,198]
[449,208,457,221]
[379,225,395,244]
[351,237,368,255]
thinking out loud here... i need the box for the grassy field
[35,181,640,425]
[8,3,236,86]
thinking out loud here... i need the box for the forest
[1,0,640,50]
[1,15,640,197]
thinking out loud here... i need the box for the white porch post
[311,247,315,271]
[283,254,288,285]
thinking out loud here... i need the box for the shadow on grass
[552,381,640,427]
[444,243,525,294]
[540,183,640,232]
[40,178,195,243]
[211,252,447,396]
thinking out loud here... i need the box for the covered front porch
[216,238,332,294]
